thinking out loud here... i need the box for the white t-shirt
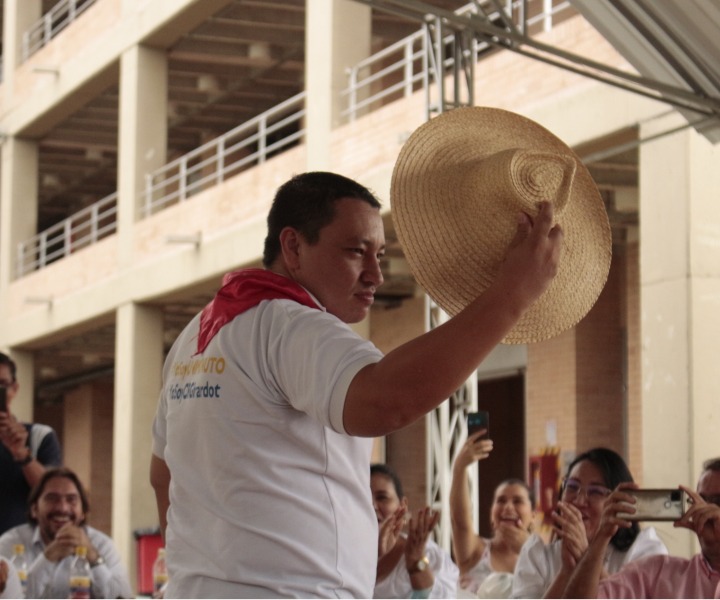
[511,528,668,598]
[152,299,383,598]
[373,538,459,599]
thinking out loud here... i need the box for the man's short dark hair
[703,457,720,472]
[28,467,90,525]
[262,172,381,267]
[0,352,17,383]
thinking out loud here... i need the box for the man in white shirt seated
[0,467,133,599]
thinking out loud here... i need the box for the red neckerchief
[196,268,321,354]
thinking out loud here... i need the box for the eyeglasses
[562,478,612,503]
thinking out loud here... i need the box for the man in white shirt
[0,467,133,599]
[150,171,563,597]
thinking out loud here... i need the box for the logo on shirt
[169,381,222,400]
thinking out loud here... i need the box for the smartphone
[0,386,7,412]
[617,488,687,521]
[467,410,490,439]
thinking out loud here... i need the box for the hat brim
[390,106,612,344]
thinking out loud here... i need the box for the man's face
[31,477,86,544]
[289,198,385,323]
[0,364,18,410]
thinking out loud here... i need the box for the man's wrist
[14,450,32,465]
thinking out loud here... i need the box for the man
[0,467,133,599]
[150,171,562,597]
[563,458,720,598]
[0,352,62,534]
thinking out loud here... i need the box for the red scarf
[196,268,321,354]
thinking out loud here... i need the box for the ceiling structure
[16,0,718,395]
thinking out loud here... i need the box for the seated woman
[451,431,536,598]
[371,463,458,599]
[510,447,668,598]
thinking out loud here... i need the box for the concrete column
[639,113,720,557]
[117,45,168,266]
[305,0,371,169]
[112,303,164,586]
[0,137,38,290]
[2,0,42,97]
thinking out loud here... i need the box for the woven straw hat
[391,106,611,344]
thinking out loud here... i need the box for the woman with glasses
[510,447,668,598]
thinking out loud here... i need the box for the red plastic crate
[134,529,164,596]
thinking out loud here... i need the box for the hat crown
[466,148,576,221]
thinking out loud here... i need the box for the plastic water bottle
[152,548,168,596]
[69,545,91,599]
[10,543,28,597]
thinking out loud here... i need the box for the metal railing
[143,92,306,217]
[22,0,99,63]
[342,0,574,121]
[16,192,117,277]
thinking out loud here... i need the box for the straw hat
[391,106,611,344]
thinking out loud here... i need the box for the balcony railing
[142,92,306,217]
[342,0,574,121]
[22,0,99,63]
[16,192,117,277]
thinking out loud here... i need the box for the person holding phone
[511,447,667,598]
[563,457,720,598]
[0,352,62,535]
[451,429,536,598]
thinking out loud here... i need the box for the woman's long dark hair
[562,447,639,551]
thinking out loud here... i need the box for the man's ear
[30,502,38,521]
[279,227,302,269]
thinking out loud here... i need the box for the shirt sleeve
[597,557,661,599]
[511,534,554,598]
[29,424,62,466]
[89,529,134,599]
[427,541,459,598]
[261,303,383,434]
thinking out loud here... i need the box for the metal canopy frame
[353,0,720,139]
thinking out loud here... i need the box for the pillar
[639,112,720,557]
[117,45,168,266]
[305,0,371,169]
[112,303,164,587]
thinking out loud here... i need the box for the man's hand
[675,486,720,566]
[0,415,30,460]
[44,524,98,563]
[494,201,563,313]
